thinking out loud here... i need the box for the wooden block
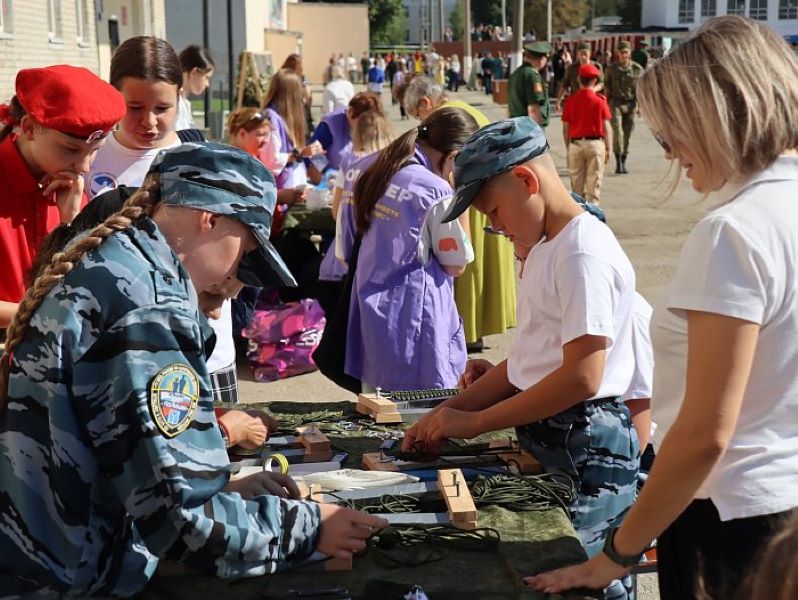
[298,430,331,454]
[437,468,477,525]
[452,520,477,531]
[356,394,403,424]
[361,452,400,472]
[488,438,542,474]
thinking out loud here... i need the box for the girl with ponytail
[0,142,386,596]
[336,106,479,392]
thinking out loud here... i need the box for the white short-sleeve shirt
[508,212,636,398]
[623,292,653,401]
[651,155,798,521]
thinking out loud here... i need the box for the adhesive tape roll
[263,453,290,475]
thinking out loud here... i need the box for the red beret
[15,65,126,143]
[578,63,600,79]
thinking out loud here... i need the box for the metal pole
[547,0,552,43]
[439,0,445,42]
[463,0,472,82]
[226,0,234,110]
[428,0,434,44]
[202,0,210,128]
[512,0,522,70]
[501,0,506,35]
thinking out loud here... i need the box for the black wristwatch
[291,147,302,161]
[602,527,645,567]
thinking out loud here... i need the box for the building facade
[0,0,166,102]
[642,0,798,37]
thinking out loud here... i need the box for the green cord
[471,472,577,513]
[368,525,501,568]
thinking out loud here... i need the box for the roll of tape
[263,453,290,475]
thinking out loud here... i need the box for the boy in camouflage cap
[0,142,386,596]
[405,117,639,599]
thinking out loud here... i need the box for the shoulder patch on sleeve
[534,82,544,93]
[149,364,200,438]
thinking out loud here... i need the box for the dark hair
[110,36,183,91]
[348,92,384,119]
[353,107,478,234]
[178,45,215,73]
[578,75,595,87]
[0,96,25,143]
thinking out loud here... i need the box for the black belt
[570,136,603,142]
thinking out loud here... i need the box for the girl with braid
[0,142,386,597]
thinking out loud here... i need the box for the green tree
[472,0,504,26]
[368,0,405,44]
[449,0,464,40]
[525,0,589,39]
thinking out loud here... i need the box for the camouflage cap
[524,41,553,56]
[618,40,631,50]
[150,141,296,288]
[442,117,550,223]
[577,41,591,52]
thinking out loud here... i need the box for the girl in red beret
[0,65,125,331]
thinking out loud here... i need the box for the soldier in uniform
[632,40,649,69]
[404,117,639,600]
[507,41,552,126]
[604,40,644,174]
[0,142,386,597]
[555,41,604,114]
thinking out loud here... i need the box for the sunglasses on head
[247,111,269,124]
[653,131,672,154]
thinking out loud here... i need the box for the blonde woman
[528,15,798,599]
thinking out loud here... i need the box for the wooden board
[438,468,477,529]
[356,394,402,423]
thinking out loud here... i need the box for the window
[678,0,695,23]
[47,0,63,40]
[0,0,13,34]
[701,0,716,16]
[727,0,745,15]
[749,0,768,19]
[75,0,90,44]
[780,0,798,19]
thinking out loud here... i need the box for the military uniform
[604,49,644,174]
[561,60,604,101]
[0,143,317,597]
[508,42,551,126]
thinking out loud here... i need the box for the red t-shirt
[562,89,611,139]
[0,135,86,303]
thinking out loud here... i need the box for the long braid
[0,175,161,409]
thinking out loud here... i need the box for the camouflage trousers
[517,397,639,600]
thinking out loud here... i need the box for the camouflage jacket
[604,61,644,104]
[0,218,320,597]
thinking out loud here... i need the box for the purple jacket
[343,146,466,390]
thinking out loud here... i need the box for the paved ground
[238,85,707,599]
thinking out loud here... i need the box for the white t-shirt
[323,79,355,116]
[508,212,636,398]
[623,292,653,401]
[651,155,798,521]
[174,94,195,131]
[87,133,182,198]
[87,132,236,375]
